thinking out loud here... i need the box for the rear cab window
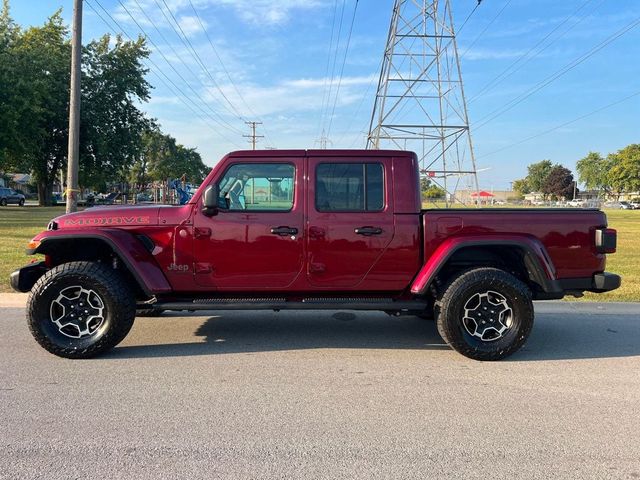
[315,163,384,212]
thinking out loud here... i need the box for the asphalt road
[1,297,639,480]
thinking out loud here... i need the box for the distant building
[4,173,33,194]
[455,189,518,204]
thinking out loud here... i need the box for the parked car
[567,199,584,208]
[0,187,26,206]
[619,201,633,210]
[11,149,620,361]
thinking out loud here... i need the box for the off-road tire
[27,261,136,359]
[436,267,534,361]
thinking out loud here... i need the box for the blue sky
[10,0,640,189]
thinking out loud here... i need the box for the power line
[156,0,246,121]
[129,0,235,117]
[460,0,512,59]
[334,67,381,147]
[476,89,640,160]
[468,0,602,104]
[114,0,244,135]
[317,0,340,138]
[185,0,277,148]
[457,0,483,35]
[326,0,359,138]
[474,14,640,130]
[86,0,242,147]
[320,0,347,136]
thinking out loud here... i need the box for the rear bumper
[556,272,621,296]
[591,272,621,292]
[10,261,48,293]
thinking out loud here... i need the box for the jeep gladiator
[11,150,621,360]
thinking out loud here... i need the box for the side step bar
[145,298,428,313]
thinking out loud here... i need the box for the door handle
[271,226,298,236]
[355,226,383,236]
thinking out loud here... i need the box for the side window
[218,163,295,211]
[316,163,384,212]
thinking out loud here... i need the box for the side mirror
[202,185,219,217]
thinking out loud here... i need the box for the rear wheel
[0,198,6,206]
[18,199,25,206]
[27,261,136,358]
[436,267,534,361]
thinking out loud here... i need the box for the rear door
[193,158,304,290]
[306,157,395,288]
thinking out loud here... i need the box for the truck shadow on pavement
[107,304,640,361]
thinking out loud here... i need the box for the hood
[51,205,161,230]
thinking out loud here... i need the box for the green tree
[0,0,21,167]
[525,159,553,192]
[423,185,446,199]
[11,11,70,205]
[541,165,575,200]
[608,144,640,195]
[79,34,151,190]
[576,151,613,197]
[0,1,202,204]
[136,126,208,186]
[512,178,530,196]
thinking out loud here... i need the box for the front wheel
[27,261,136,358]
[436,267,534,361]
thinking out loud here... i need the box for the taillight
[595,228,616,254]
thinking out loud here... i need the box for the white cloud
[116,0,331,28]
[211,0,329,27]
[177,15,205,37]
[202,75,374,117]
[147,95,182,106]
[283,75,376,89]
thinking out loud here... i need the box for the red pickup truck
[12,150,620,360]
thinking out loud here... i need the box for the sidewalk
[0,293,28,308]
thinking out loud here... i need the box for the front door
[193,159,304,290]
[306,157,395,288]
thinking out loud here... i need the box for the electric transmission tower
[367,0,480,206]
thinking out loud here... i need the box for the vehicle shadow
[106,305,640,361]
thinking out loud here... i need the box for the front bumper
[10,261,48,293]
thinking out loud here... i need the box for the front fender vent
[47,221,58,231]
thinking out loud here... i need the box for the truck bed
[421,208,608,280]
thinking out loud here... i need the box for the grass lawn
[0,206,66,294]
[0,206,637,301]
[581,209,640,302]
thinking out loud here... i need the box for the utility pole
[243,121,264,150]
[367,0,480,208]
[66,0,83,213]
[314,129,333,149]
